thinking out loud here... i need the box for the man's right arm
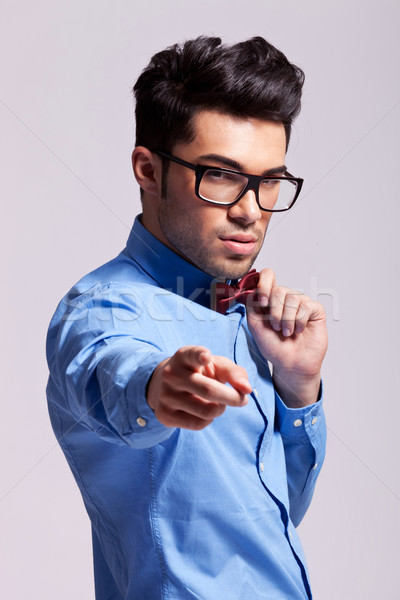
[47,282,171,449]
[47,284,250,449]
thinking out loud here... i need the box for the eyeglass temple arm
[151,150,197,172]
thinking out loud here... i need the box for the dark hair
[133,36,304,153]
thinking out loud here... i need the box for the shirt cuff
[275,381,325,442]
[125,351,175,449]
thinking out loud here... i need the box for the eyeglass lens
[199,169,298,211]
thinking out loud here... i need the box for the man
[46,36,328,599]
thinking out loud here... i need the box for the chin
[207,258,256,281]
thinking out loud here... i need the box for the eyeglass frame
[152,149,304,213]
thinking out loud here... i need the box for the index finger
[256,268,276,308]
[188,371,250,407]
[210,355,252,395]
[172,345,213,371]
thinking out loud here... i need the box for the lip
[219,235,257,256]
[220,234,258,243]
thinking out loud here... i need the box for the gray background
[1,0,399,598]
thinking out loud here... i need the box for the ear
[131,146,161,197]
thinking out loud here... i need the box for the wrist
[147,357,169,411]
[272,369,321,408]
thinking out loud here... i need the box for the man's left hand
[246,268,328,408]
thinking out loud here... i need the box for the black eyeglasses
[153,150,303,212]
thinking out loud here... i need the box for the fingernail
[259,295,268,308]
[238,377,252,390]
[282,327,291,337]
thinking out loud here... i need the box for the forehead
[173,110,287,171]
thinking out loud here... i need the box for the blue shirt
[46,216,326,600]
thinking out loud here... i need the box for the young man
[47,36,328,599]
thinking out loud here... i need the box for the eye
[261,178,280,188]
[203,169,241,183]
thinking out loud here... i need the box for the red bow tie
[215,269,260,314]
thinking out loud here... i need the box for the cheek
[254,214,272,246]
[193,205,226,233]
[261,213,273,231]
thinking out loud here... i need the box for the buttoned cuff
[275,381,325,442]
[125,351,175,448]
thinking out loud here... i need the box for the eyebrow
[198,153,287,176]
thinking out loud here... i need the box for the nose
[227,189,262,225]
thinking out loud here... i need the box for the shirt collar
[125,215,215,309]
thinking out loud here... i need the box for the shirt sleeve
[274,383,327,527]
[46,282,174,449]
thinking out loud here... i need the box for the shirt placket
[229,304,313,600]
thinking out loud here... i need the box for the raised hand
[246,269,328,407]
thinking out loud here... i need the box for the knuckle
[156,406,173,426]
[175,346,189,360]
[260,267,275,279]
[286,292,302,307]
[199,381,213,401]
[162,364,177,388]
[188,373,212,400]
[189,373,214,400]
[269,290,286,307]
[259,268,276,288]
[191,419,213,431]
[296,305,309,321]
[200,403,219,419]
[273,285,289,294]
[268,305,282,320]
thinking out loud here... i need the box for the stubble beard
[158,191,265,281]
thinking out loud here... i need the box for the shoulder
[47,250,162,337]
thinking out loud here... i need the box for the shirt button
[136,417,147,427]
[253,388,258,398]
[260,462,264,472]
[311,417,318,426]
[289,531,293,540]
[293,419,303,427]
[313,463,319,470]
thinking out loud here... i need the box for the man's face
[155,110,287,280]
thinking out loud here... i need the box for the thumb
[176,345,213,371]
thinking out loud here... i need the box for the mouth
[219,234,258,256]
